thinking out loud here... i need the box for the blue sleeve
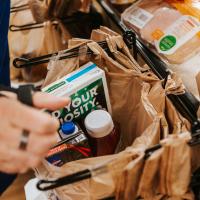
[0,0,17,196]
[0,0,11,86]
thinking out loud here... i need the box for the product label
[46,132,92,166]
[128,7,154,29]
[52,78,108,126]
[43,62,111,130]
[155,16,200,55]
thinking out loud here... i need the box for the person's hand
[0,92,69,174]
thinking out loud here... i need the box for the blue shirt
[0,0,11,86]
[0,0,16,195]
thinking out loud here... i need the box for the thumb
[33,92,70,110]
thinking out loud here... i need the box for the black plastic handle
[37,169,91,191]
[10,3,29,13]
[13,57,30,68]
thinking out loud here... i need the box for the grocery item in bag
[36,27,190,199]
[84,110,120,156]
[42,62,112,129]
[46,130,91,167]
[59,121,80,140]
[122,0,200,64]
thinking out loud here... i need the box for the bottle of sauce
[84,110,120,156]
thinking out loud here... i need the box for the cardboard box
[42,62,111,126]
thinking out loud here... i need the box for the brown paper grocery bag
[137,148,164,200]
[115,153,144,200]
[46,0,91,19]
[87,40,169,150]
[37,150,142,200]
[28,0,48,23]
[42,42,89,87]
[43,27,189,149]
[9,9,34,80]
[38,27,191,199]
[9,13,68,82]
[135,133,194,200]
[43,31,166,149]
[158,133,194,199]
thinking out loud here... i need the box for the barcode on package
[129,7,153,29]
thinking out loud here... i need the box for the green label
[52,78,108,126]
[45,81,66,93]
[159,35,176,51]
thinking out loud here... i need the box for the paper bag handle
[37,169,91,191]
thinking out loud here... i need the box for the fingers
[0,125,57,152]
[27,132,57,157]
[0,144,30,174]
[0,91,17,99]
[33,92,70,110]
[0,129,57,174]
[0,98,59,135]
[0,93,65,174]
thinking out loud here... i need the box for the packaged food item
[84,110,120,156]
[46,130,92,166]
[140,7,181,44]
[122,0,169,33]
[42,62,112,131]
[59,121,79,140]
[122,0,200,64]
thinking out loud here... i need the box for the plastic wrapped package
[121,0,169,33]
[122,0,200,64]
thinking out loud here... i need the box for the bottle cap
[61,122,76,135]
[84,110,114,138]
